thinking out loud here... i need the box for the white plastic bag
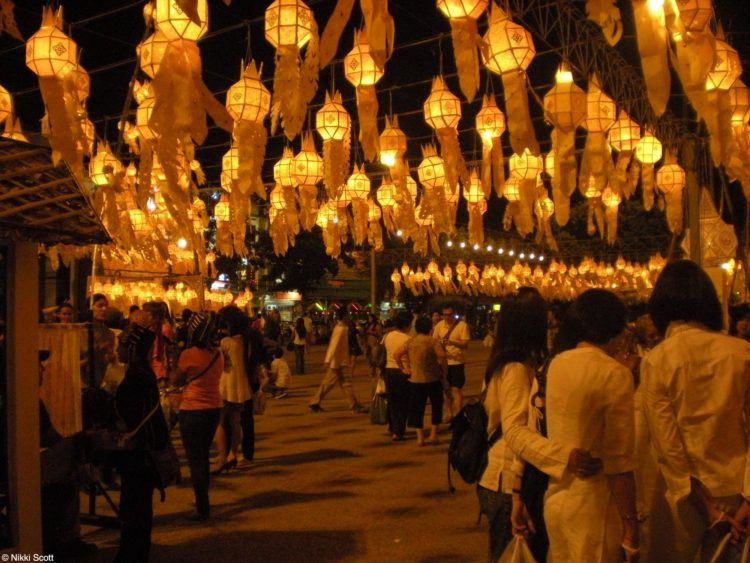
[498,536,537,563]
[374,377,386,395]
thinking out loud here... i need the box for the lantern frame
[26,9,77,78]
[344,31,384,87]
[226,61,271,124]
[265,0,314,49]
[316,91,350,141]
[137,31,170,79]
[154,0,208,42]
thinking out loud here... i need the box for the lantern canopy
[424,76,462,130]
[315,91,350,141]
[481,7,535,74]
[137,31,170,79]
[265,0,314,49]
[26,8,77,78]
[154,0,208,42]
[344,31,384,87]
[226,61,271,123]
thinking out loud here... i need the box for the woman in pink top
[172,313,224,521]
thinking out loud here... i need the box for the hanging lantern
[226,61,271,123]
[265,0,314,49]
[656,162,686,194]
[656,153,686,234]
[377,181,397,207]
[89,143,123,186]
[137,31,170,79]
[293,133,324,186]
[424,76,467,191]
[534,195,557,250]
[136,97,156,140]
[465,170,485,246]
[154,0,208,42]
[344,30,383,161]
[270,187,287,210]
[417,144,447,190]
[368,200,382,221]
[315,91,351,198]
[509,149,542,180]
[601,187,621,244]
[580,76,616,197]
[584,78,616,133]
[706,39,742,91]
[609,110,641,153]
[476,95,505,145]
[346,165,371,200]
[676,0,713,32]
[476,95,506,197]
[406,175,418,202]
[379,115,407,167]
[464,171,484,204]
[0,85,11,125]
[344,29,384,86]
[26,7,77,78]
[274,148,297,187]
[634,131,663,210]
[445,184,459,204]
[437,0,488,101]
[214,195,231,222]
[729,80,750,125]
[503,176,521,202]
[414,205,435,227]
[222,146,240,182]
[128,209,151,237]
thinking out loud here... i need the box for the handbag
[150,442,181,500]
[370,393,388,425]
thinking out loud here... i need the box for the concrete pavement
[86,342,493,562]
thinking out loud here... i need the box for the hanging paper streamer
[601,187,621,244]
[319,0,356,68]
[481,4,539,156]
[656,152,686,233]
[580,75,616,196]
[367,199,384,251]
[608,110,641,198]
[316,91,351,198]
[543,66,586,226]
[583,179,605,238]
[534,196,558,251]
[229,187,250,256]
[344,30,383,161]
[508,149,541,237]
[632,0,670,116]
[585,0,622,45]
[502,176,532,237]
[634,131,663,211]
[341,165,371,245]
[475,95,506,197]
[293,132,324,230]
[417,144,452,235]
[413,204,440,257]
[464,171,486,246]
[360,0,394,70]
[437,0,488,101]
[214,194,233,256]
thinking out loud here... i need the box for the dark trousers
[42,483,80,553]
[477,485,513,563]
[116,455,156,563]
[294,344,305,374]
[241,399,254,461]
[408,381,444,428]
[383,369,411,438]
[179,408,221,517]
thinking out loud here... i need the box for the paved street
[86,342,492,563]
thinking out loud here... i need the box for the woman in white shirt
[480,289,603,562]
[382,311,413,441]
[544,289,639,562]
[642,260,750,561]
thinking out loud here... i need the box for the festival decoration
[376,178,397,234]
[154,0,208,41]
[367,198,384,251]
[360,0,394,70]
[534,195,558,250]
[632,0,670,116]
[343,164,371,245]
[656,152,686,233]
[316,90,351,198]
[294,132,324,230]
[436,0,488,101]
[681,188,737,266]
[608,110,641,198]
[583,177,605,238]
[601,186,621,244]
[634,130,663,210]
[464,170,486,246]
[344,30,383,161]
[137,31,170,79]
[585,0,622,45]
[0,84,11,125]
[482,3,538,155]
[317,201,342,258]
[475,95,505,196]
[417,144,452,235]
[676,0,712,32]
[580,76,616,198]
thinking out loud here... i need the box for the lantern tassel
[356,85,380,161]
[551,128,576,226]
[580,132,611,195]
[632,0,670,116]
[351,199,369,245]
[436,128,469,193]
[450,17,481,101]
[319,0,356,68]
[368,218,384,251]
[272,45,303,141]
[468,203,484,246]
[501,71,539,156]
[605,205,618,244]
[641,163,655,211]
[491,139,506,198]
[235,122,268,198]
[298,185,319,230]
[38,76,85,179]
[360,0,394,70]
[665,191,684,234]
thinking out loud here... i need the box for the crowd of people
[35,258,750,562]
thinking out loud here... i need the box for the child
[264,348,291,398]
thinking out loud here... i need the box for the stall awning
[0,138,109,245]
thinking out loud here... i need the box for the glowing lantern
[544,67,586,129]
[128,209,151,237]
[316,203,338,228]
[406,176,418,201]
[226,61,271,123]
[270,187,287,210]
[214,195,231,223]
[476,96,505,145]
[414,205,435,227]
[706,39,742,91]
[346,166,371,200]
[379,115,407,167]
[26,8,77,78]
[0,85,11,124]
[137,31,170,79]
[729,80,750,125]
[481,8,535,74]
[608,110,641,152]
[602,188,621,208]
[136,98,156,140]
[676,0,713,32]
[154,0,208,41]
[377,181,397,207]
[417,145,446,189]
[293,134,324,186]
[584,177,602,198]
[535,197,554,219]
[222,147,239,181]
[274,148,297,187]
[437,0,488,18]
[656,162,686,193]
[634,132,663,165]
[345,31,384,87]
[316,91,350,141]
[510,149,542,180]
[265,0,314,48]
[583,79,616,133]
[445,184,459,204]
[504,177,522,201]
[423,76,462,130]
[464,174,484,203]
[89,144,123,186]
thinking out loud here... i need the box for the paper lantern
[676,0,713,32]
[475,96,505,145]
[730,80,750,124]
[481,9,535,74]
[214,195,230,222]
[293,133,324,185]
[128,209,151,236]
[656,163,686,193]
[417,146,446,189]
[270,187,287,210]
[583,79,616,133]
[379,115,407,166]
[437,0,488,18]
[503,177,521,201]
[535,197,554,219]
[706,39,742,91]
[544,68,587,130]
[0,85,11,124]
[226,61,271,123]
[136,98,156,140]
[346,166,371,200]
[137,31,170,79]
[345,32,384,87]
[222,147,239,181]
[26,8,77,78]
[602,187,621,207]
[274,148,297,187]
[265,0,314,48]
[635,132,663,164]
[424,76,461,130]
[464,173,484,203]
[316,91,350,141]
[316,202,338,227]
[154,0,207,41]
[414,205,435,227]
[510,149,542,180]
[406,175,418,201]
[377,181,397,207]
[608,110,641,152]
[89,144,123,186]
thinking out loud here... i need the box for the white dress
[219,335,252,404]
[544,346,636,563]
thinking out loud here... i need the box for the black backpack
[447,395,500,492]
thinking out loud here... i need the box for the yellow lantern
[656,163,686,193]
[265,0,314,49]
[414,205,435,227]
[89,144,123,186]
[706,39,742,91]
[602,187,621,208]
[481,8,535,74]
[406,176,418,201]
[510,149,542,180]
[475,95,505,145]
[424,76,461,131]
[503,177,521,201]
[136,98,156,140]
[584,176,602,198]
[0,85,11,124]
[345,31,384,87]
[154,0,208,42]
[729,80,750,125]
[316,202,338,228]
[214,195,231,222]
[437,0,488,18]
[379,115,407,166]
[226,61,271,123]
[274,148,297,187]
[293,133,324,186]
[634,132,663,164]
[270,187,287,210]
[316,91,350,141]
[128,209,151,237]
[26,8,77,78]
[544,67,587,130]
[535,197,554,219]
[608,110,641,152]
[377,181,397,207]
[583,78,616,133]
[417,145,446,189]
[676,0,713,32]
[137,31,170,79]
[464,173,484,203]
[346,166,371,200]
[222,147,239,181]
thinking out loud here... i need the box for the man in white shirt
[642,260,750,561]
[432,305,471,418]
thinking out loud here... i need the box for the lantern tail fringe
[481,144,492,197]
[468,203,484,246]
[641,163,655,211]
[491,140,505,197]
[391,275,401,297]
[216,221,233,256]
[319,0,356,68]
[272,45,303,141]
[503,202,516,232]
[38,76,84,180]
[585,0,623,45]
[502,71,539,156]
[633,0,670,116]
[323,135,350,199]
[356,85,380,161]
[550,128,576,226]
[580,132,610,195]
[230,189,249,256]
[361,0,394,70]
[282,186,300,236]
[235,121,267,198]
[413,228,427,257]
[323,223,341,258]
[665,191,684,234]
[351,199,369,245]
[627,159,640,198]
[429,229,440,256]
[137,141,154,208]
[298,25,320,130]
[450,17,481,102]
[612,151,633,197]
[298,185,319,230]
[518,180,536,237]
[670,33,712,115]
[368,220,384,251]
[605,205,618,244]
[436,127,468,192]
[382,206,397,234]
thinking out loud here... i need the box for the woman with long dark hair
[478,289,600,562]
[292,317,307,374]
[543,289,639,562]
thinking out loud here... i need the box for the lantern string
[245,21,253,63]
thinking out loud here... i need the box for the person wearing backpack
[478,289,604,562]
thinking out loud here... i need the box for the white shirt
[383,330,410,369]
[641,322,750,501]
[293,327,306,345]
[432,320,471,365]
[479,362,571,493]
[271,358,291,388]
